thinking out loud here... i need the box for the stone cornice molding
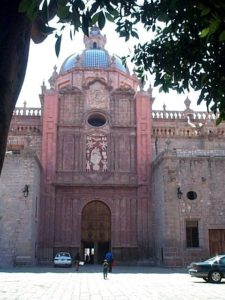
[111,87,135,96]
[59,86,82,95]
[82,77,113,91]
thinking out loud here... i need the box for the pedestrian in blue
[105,251,114,272]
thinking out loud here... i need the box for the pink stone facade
[3,28,225,266]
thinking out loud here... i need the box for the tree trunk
[0,1,31,174]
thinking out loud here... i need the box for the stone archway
[81,201,111,264]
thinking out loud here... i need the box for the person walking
[103,259,109,279]
[75,252,81,271]
[105,251,114,272]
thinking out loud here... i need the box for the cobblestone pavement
[0,265,225,300]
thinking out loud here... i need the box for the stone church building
[1,27,225,267]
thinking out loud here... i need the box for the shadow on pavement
[192,280,225,285]
[0,265,187,274]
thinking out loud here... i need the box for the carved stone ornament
[86,135,107,172]
[86,82,108,109]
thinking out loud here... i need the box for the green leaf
[55,35,62,57]
[105,12,114,22]
[57,0,69,5]
[216,116,223,126]
[75,0,85,10]
[200,7,210,16]
[41,0,49,24]
[57,5,70,19]
[200,27,209,38]
[209,20,220,35]
[19,0,38,19]
[27,0,38,20]
[108,9,119,19]
[119,31,128,38]
[71,10,81,30]
[18,0,31,12]
[40,25,55,35]
[82,14,89,36]
[89,2,100,15]
[219,30,225,41]
[158,14,168,23]
[92,12,100,25]
[131,30,139,39]
[159,86,164,93]
[98,11,106,30]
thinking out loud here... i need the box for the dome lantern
[83,26,106,50]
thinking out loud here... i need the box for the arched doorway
[81,201,111,264]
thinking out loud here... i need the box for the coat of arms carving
[86,135,107,172]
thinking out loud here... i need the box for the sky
[17,22,207,112]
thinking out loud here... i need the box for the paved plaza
[0,265,224,300]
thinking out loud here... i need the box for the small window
[187,191,197,200]
[186,220,199,247]
[93,42,97,49]
[88,113,106,127]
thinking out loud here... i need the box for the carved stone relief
[86,135,107,172]
[86,82,109,110]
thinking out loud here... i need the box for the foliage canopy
[19,0,225,122]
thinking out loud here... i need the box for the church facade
[1,27,225,267]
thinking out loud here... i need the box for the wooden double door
[209,229,225,256]
[81,201,111,263]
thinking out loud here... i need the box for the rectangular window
[186,220,199,247]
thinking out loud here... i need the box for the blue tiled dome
[60,53,78,73]
[83,49,109,68]
[60,49,128,74]
[60,27,129,74]
[114,56,127,73]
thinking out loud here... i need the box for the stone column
[136,89,153,260]
[38,89,59,263]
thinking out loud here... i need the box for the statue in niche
[86,160,91,172]
[90,147,101,171]
[102,160,107,172]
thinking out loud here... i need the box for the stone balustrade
[10,125,41,133]
[152,126,225,137]
[176,149,225,157]
[13,107,42,117]
[152,110,217,120]
[153,128,201,137]
[14,104,217,121]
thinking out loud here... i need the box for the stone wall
[152,149,225,266]
[0,151,40,267]
[8,111,42,160]
[152,108,225,159]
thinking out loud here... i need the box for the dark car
[188,255,225,283]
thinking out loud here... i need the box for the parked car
[188,255,225,283]
[54,252,72,267]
